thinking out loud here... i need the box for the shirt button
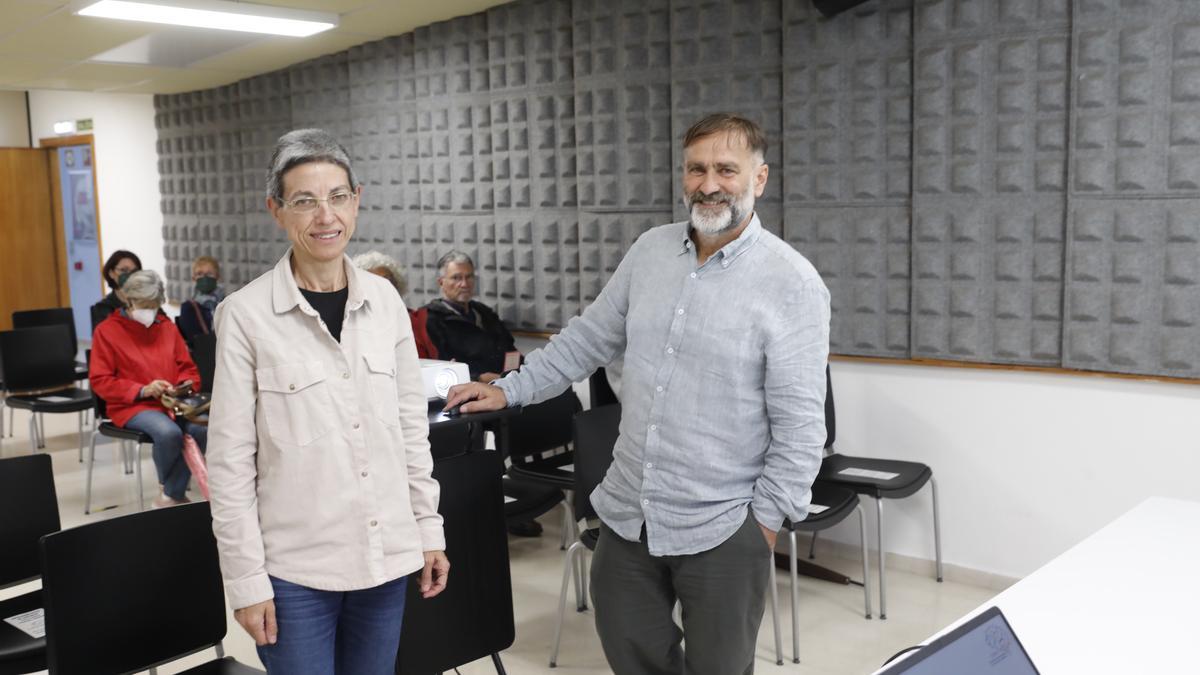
[646,462,653,469]
[649,424,657,431]
[676,308,684,315]
[666,347,674,354]
[361,471,368,477]
[690,272,697,279]
[370,520,378,527]
[656,386,663,392]
[642,499,650,506]
[353,422,361,430]
[343,372,350,379]
[289,384,295,391]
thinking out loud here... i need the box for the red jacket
[90,309,200,427]
[410,306,437,359]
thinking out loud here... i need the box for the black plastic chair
[815,367,943,620]
[0,454,59,675]
[190,332,217,394]
[588,367,619,408]
[85,393,152,514]
[12,308,86,381]
[39,502,263,675]
[503,389,583,548]
[549,403,619,668]
[0,326,92,458]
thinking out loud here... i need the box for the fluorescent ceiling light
[74,0,337,38]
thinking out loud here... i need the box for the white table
[876,496,1200,674]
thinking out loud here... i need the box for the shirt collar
[678,212,764,266]
[271,249,367,315]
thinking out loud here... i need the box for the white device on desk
[419,359,471,401]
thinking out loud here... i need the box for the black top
[90,292,124,334]
[176,300,214,344]
[424,299,518,381]
[300,287,349,343]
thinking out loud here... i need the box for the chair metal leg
[559,501,572,551]
[123,440,133,475]
[215,641,225,658]
[768,556,782,666]
[136,442,146,511]
[37,412,46,448]
[789,529,800,663]
[7,405,14,437]
[85,431,99,514]
[856,504,873,619]
[550,541,583,668]
[27,413,38,454]
[571,545,583,611]
[876,498,887,620]
[78,411,85,462]
[808,530,818,559]
[931,477,944,582]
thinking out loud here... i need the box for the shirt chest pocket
[363,351,401,428]
[256,361,335,447]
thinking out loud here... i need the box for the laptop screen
[882,607,1039,675]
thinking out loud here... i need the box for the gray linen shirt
[496,214,831,556]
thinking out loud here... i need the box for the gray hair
[266,128,360,202]
[353,250,408,298]
[122,270,165,307]
[436,250,475,278]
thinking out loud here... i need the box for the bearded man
[446,113,831,675]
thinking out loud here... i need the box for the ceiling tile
[0,11,158,62]
[189,29,372,73]
[338,0,507,37]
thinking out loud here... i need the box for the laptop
[878,606,1040,674]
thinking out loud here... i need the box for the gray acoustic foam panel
[155,0,1200,378]
[782,0,913,357]
[573,0,673,304]
[669,0,785,236]
[1063,0,1200,377]
[911,0,1070,365]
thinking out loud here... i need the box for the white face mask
[130,308,157,327]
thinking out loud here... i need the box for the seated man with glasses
[424,250,520,384]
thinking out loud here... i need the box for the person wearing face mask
[91,249,142,333]
[178,255,226,343]
[89,269,206,508]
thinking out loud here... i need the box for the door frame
[39,133,103,304]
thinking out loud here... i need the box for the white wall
[0,90,31,147]
[27,90,163,277]
[517,332,1200,580]
[822,360,1200,579]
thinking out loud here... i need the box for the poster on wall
[69,171,96,242]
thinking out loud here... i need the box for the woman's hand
[234,599,278,646]
[419,550,450,598]
[140,379,174,399]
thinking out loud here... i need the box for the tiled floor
[1,409,999,674]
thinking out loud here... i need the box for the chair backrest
[0,454,60,588]
[13,307,77,364]
[503,388,582,461]
[0,325,76,392]
[589,367,619,408]
[825,364,836,449]
[40,502,227,675]
[190,332,217,394]
[572,404,621,523]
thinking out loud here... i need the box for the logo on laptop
[985,624,1012,665]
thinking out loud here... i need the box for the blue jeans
[123,410,207,500]
[257,575,408,674]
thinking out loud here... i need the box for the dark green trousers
[590,511,772,675]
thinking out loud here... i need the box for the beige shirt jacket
[207,250,444,610]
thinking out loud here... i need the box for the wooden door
[0,149,61,331]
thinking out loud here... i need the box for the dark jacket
[177,299,214,344]
[424,299,517,381]
[90,292,124,334]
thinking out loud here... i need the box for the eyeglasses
[282,191,356,213]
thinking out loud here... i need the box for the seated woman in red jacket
[90,270,206,508]
[352,250,438,358]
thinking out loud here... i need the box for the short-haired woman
[177,254,226,343]
[89,269,205,508]
[352,250,438,359]
[207,128,449,674]
[91,249,142,332]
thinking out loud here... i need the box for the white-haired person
[206,128,448,674]
[352,250,438,359]
[89,269,205,508]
